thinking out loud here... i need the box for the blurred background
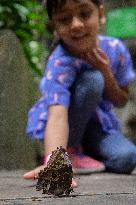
[0,0,136,170]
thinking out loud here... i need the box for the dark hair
[45,0,103,20]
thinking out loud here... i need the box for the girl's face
[52,0,105,54]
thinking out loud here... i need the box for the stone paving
[0,170,136,205]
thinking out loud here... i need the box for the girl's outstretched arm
[44,105,69,156]
[23,105,78,187]
[23,104,77,187]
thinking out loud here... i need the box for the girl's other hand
[80,47,109,70]
[23,166,77,188]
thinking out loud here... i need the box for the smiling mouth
[71,33,89,40]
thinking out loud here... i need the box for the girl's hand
[23,165,46,180]
[23,166,77,188]
[80,47,109,70]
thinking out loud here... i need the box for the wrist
[44,154,52,166]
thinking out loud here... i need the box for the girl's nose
[71,16,84,32]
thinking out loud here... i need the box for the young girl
[24,0,136,187]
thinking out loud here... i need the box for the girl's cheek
[59,28,69,37]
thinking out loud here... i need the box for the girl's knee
[81,70,104,94]
[74,70,104,106]
[105,150,136,174]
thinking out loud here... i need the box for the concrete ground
[0,170,136,205]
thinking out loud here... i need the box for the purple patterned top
[26,36,135,140]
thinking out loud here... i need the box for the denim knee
[105,150,136,174]
[74,70,104,108]
[68,70,104,146]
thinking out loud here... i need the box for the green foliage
[0,0,52,76]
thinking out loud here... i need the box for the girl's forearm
[83,47,129,107]
[100,66,129,107]
[44,105,69,156]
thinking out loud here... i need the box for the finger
[23,170,36,180]
[93,49,109,65]
[71,178,78,188]
[23,165,46,180]
[97,48,108,60]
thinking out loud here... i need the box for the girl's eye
[58,16,72,24]
[80,10,91,19]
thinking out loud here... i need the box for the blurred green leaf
[13,3,29,21]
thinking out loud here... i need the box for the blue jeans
[68,69,136,174]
